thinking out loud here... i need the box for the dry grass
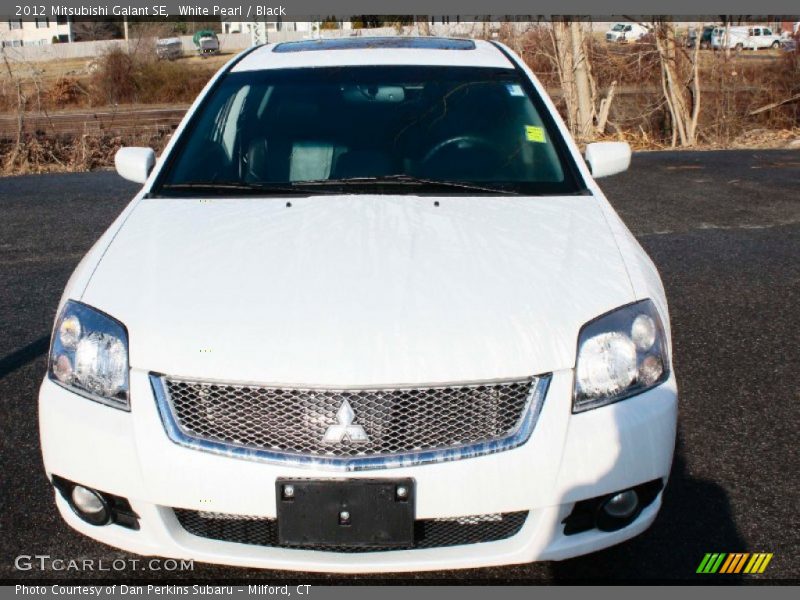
[0,48,218,111]
[1,130,171,174]
[88,48,216,106]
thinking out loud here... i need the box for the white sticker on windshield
[506,84,524,97]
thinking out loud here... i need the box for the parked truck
[192,30,220,56]
[156,37,183,60]
[711,25,782,50]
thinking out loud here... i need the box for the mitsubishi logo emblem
[322,400,369,444]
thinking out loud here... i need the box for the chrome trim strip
[149,373,551,472]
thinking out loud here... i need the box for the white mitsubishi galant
[39,38,678,572]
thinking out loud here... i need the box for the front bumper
[39,369,677,573]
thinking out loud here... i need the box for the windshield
[154,66,584,196]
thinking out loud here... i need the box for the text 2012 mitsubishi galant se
[39,38,677,572]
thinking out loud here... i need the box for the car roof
[231,37,515,72]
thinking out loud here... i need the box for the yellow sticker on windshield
[525,125,546,143]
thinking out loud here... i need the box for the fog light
[70,485,109,525]
[595,489,640,531]
[602,490,639,519]
[562,479,663,536]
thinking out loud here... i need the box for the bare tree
[0,48,62,172]
[570,21,594,139]
[549,20,577,133]
[547,19,615,141]
[1,48,26,171]
[71,20,123,42]
[652,19,701,146]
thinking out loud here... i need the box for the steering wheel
[420,135,502,170]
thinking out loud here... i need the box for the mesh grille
[163,378,535,458]
[174,509,527,552]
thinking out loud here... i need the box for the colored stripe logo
[696,553,773,574]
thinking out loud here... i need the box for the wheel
[772,41,780,49]
[735,42,744,51]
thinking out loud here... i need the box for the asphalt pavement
[0,150,798,583]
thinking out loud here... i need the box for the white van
[605,22,649,43]
[711,25,782,50]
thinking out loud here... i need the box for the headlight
[48,301,130,410]
[573,299,669,412]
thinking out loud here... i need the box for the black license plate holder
[276,478,415,547]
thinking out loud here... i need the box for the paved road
[1,150,798,583]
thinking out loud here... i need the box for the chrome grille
[154,375,548,468]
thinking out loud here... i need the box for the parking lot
[0,149,798,582]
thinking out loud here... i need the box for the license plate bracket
[276,478,415,547]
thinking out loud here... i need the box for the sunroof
[273,37,476,53]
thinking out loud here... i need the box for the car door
[755,27,770,49]
[753,28,764,48]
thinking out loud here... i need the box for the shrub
[88,47,215,106]
[90,47,138,105]
[48,78,86,107]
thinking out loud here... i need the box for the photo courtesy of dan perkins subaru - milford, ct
[39,37,678,573]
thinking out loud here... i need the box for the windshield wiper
[293,175,519,195]
[154,176,521,197]
[153,181,337,196]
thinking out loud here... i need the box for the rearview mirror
[342,85,405,103]
[585,142,631,179]
[115,147,156,184]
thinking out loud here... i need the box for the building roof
[231,37,514,72]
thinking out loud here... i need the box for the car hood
[82,195,634,385]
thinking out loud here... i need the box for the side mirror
[115,147,156,184]
[585,142,631,179]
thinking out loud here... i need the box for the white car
[605,22,649,43]
[39,37,678,573]
[711,25,782,50]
